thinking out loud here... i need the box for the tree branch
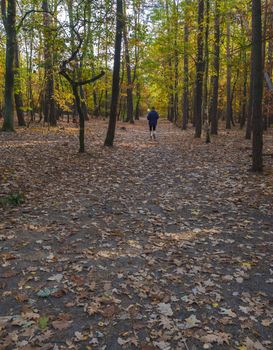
[59,69,74,85]
[17,9,54,32]
[75,71,105,86]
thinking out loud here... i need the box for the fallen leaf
[261,319,273,327]
[219,308,237,318]
[38,316,49,330]
[47,274,63,283]
[244,337,267,350]
[157,303,173,317]
[153,340,171,350]
[16,293,29,302]
[100,305,117,318]
[52,320,73,330]
[184,314,201,329]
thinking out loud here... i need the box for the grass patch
[0,192,25,207]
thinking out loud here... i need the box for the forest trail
[0,119,273,350]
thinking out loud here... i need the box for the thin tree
[194,0,204,138]
[1,0,16,131]
[104,0,123,146]
[123,1,134,124]
[60,40,104,152]
[42,0,56,126]
[246,51,253,139]
[210,0,220,135]
[226,14,232,129]
[251,0,263,171]
[14,39,26,126]
[202,0,210,123]
[173,0,179,124]
[182,0,190,130]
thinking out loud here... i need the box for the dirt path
[0,119,273,350]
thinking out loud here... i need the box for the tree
[60,39,105,152]
[123,2,134,124]
[1,0,16,131]
[194,0,204,138]
[226,14,232,129]
[251,0,263,171]
[210,0,220,135]
[104,0,123,146]
[182,0,190,130]
[14,38,26,127]
[42,0,56,126]
[202,0,210,124]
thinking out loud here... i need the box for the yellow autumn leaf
[241,262,252,268]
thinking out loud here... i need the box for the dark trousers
[149,124,156,131]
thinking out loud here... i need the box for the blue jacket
[147,110,159,126]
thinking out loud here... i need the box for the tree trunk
[173,0,179,125]
[135,82,141,120]
[240,52,248,129]
[266,0,273,128]
[42,0,56,126]
[262,0,269,130]
[14,39,26,126]
[251,0,263,171]
[72,85,85,152]
[123,2,134,124]
[1,0,16,131]
[165,0,174,123]
[246,51,253,139]
[182,0,190,130]
[226,15,232,129]
[132,0,141,121]
[105,0,123,146]
[202,0,210,123]
[210,0,220,135]
[194,0,204,138]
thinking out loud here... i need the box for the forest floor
[0,118,273,350]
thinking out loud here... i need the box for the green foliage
[0,192,25,207]
[38,316,49,330]
[0,0,270,126]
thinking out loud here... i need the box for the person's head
[151,106,155,110]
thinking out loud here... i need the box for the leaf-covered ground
[0,119,273,350]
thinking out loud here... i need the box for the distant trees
[0,0,269,169]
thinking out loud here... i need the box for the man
[147,107,159,140]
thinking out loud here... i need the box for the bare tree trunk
[123,2,134,124]
[252,0,263,171]
[182,3,189,130]
[194,0,204,138]
[266,0,273,127]
[42,0,56,126]
[1,0,16,131]
[246,51,253,139]
[105,0,123,146]
[210,0,220,135]
[240,51,248,129]
[14,39,26,126]
[135,82,141,120]
[202,0,210,123]
[226,15,232,129]
[262,0,268,130]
